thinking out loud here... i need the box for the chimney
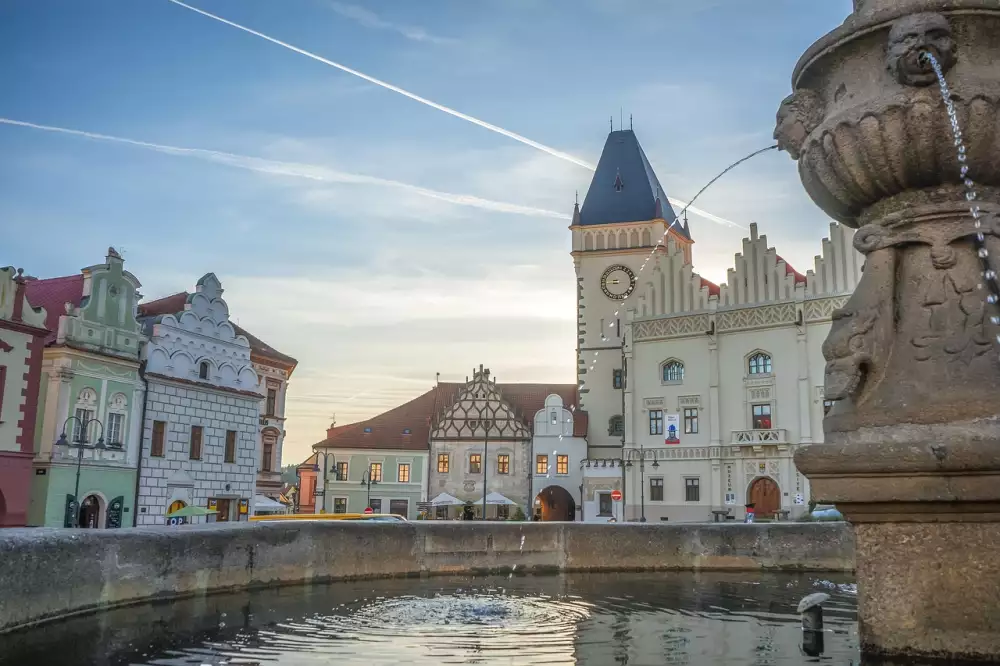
[326,422,337,438]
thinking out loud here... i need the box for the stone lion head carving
[773,89,824,161]
[887,12,956,87]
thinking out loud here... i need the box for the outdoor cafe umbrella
[472,492,516,506]
[429,492,465,506]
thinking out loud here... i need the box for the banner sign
[664,414,681,444]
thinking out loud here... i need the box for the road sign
[611,490,623,502]
[364,507,374,514]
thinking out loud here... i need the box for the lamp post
[55,415,111,528]
[624,446,659,523]
[312,450,332,513]
[360,466,378,510]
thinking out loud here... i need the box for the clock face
[601,265,636,300]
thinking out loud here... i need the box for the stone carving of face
[773,90,824,161]
[887,12,956,87]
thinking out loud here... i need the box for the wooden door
[215,499,232,522]
[748,478,780,518]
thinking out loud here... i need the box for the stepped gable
[577,129,687,238]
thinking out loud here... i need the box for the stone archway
[534,486,576,521]
[78,494,104,529]
[747,477,780,518]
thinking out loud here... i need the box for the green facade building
[26,248,144,528]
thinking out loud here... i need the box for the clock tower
[571,129,693,457]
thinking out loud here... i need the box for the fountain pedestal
[777,0,1000,660]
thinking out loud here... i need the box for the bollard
[798,592,830,657]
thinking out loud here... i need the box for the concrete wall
[0,521,853,633]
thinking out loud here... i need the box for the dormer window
[199,361,209,380]
[613,172,624,192]
[402,428,411,435]
[363,427,372,434]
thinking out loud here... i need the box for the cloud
[328,2,455,45]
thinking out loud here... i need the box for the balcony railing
[730,428,787,445]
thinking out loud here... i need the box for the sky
[1,0,854,465]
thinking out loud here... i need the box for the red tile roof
[700,277,721,297]
[138,291,297,370]
[776,255,808,284]
[23,274,85,345]
[314,382,588,451]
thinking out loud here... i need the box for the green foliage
[511,506,526,521]
[280,464,299,485]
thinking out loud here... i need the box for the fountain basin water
[0,572,860,666]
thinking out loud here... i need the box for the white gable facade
[136,274,262,525]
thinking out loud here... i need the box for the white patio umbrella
[429,492,465,506]
[473,492,516,506]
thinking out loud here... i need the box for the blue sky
[1,0,853,463]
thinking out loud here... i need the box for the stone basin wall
[0,521,853,633]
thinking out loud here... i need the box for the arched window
[748,352,772,375]
[199,361,210,380]
[662,360,685,383]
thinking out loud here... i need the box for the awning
[473,492,516,506]
[254,494,287,511]
[429,492,465,507]
[166,506,217,518]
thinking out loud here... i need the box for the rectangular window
[151,420,166,457]
[469,454,482,474]
[105,412,124,445]
[649,409,663,435]
[685,477,701,502]
[333,498,347,514]
[683,408,699,434]
[496,504,510,519]
[369,462,383,482]
[650,477,664,502]
[266,388,277,416]
[497,454,510,475]
[398,463,410,483]
[612,368,623,389]
[435,505,449,519]
[556,454,569,475]
[336,462,348,481]
[550,411,558,425]
[369,498,382,513]
[224,430,236,463]
[598,492,613,517]
[536,454,549,475]
[609,416,624,436]
[262,439,273,472]
[389,499,409,517]
[437,454,450,473]
[73,408,94,443]
[823,399,835,415]
[752,404,772,430]
[189,425,203,460]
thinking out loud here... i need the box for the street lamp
[624,446,659,523]
[55,415,114,528]
[360,467,378,509]
[312,450,333,513]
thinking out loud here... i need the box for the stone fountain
[776,0,1000,660]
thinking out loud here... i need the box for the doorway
[461,504,474,521]
[747,477,780,518]
[78,495,102,528]
[535,486,576,521]
[215,498,233,522]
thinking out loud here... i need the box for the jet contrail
[166,0,745,230]
[0,117,568,220]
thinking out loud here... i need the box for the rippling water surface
[0,572,861,665]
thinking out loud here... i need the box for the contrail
[166,0,745,230]
[0,117,568,220]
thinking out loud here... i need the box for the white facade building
[575,129,861,522]
[530,393,588,521]
[135,274,262,525]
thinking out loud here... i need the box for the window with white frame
[748,352,772,375]
[105,393,128,446]
[73,388,98,443]
[662,360,684,383]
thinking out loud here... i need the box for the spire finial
[610,115,613,132]
[630,114,633,130]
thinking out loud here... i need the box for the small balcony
[730,429,788,445]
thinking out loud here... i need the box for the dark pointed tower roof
[577,129,688,239]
